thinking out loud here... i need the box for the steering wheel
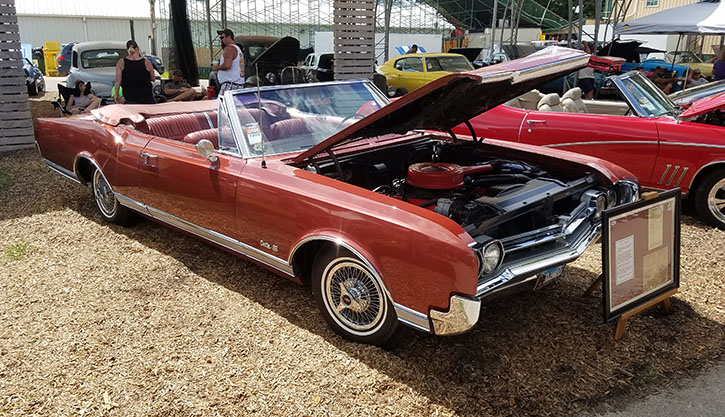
[335,113,365,129]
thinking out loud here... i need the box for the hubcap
[323,259,385,334]
[708,178,725,225]
[93,170,116,218]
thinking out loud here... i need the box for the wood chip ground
[0,98,723,416]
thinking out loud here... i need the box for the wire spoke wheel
[93,169,117,219]
[707,177,725,225]
[322,258,385,336]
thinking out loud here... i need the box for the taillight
[57,55,65,62]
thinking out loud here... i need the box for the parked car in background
[56,42,77,76]
[378,52,473,96]
[24,58,45,95]
[209,36,302,95]
[644,51,714,78]
[34,48,638,346]
[670,79,725,108]
[447,47,485,68]
[301,52,334,82]
[145,54,164,76]
[458,70,725,229]
[66,41,162,101]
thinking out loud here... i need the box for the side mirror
[195,139,218,163]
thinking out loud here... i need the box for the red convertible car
[35,48,638,347]
[457,70,725,229]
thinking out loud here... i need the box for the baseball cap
[216,28,234,38]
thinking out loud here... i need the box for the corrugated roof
[15,0,154,19]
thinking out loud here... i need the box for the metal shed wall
[17,16,153,51]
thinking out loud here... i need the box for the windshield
[668,51,703,64]
[426,56,473,72]
[619,72,679,117]
[81,49,127,69]
[231,81,389,157]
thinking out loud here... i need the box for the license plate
[534,265,565,290]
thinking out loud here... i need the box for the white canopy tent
[615,0,725,35]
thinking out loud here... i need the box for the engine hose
[468,174,533,186]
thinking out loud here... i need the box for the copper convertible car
[35,48,638,347]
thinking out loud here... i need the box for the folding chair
[52,84,74,116]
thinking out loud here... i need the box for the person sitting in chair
[66,79,100,115]
[164,70,203,101]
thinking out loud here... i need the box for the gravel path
[1,145,724,416]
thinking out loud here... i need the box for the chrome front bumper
[476,223,601,299]
[429,295,481,335]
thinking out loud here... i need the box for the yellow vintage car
[378,52,474,96]
[666,51,713,78]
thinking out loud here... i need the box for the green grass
[5,243,31,261]
[0,170,12,192]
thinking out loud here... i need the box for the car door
[519,110,661,183]
[137,105,245,238]
[423,56,451,84]
[389,57,427,92]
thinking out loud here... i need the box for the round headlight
[481,241,504,274]
[265,72,276,83]
[387,86,397,97]
[595,194,606,217]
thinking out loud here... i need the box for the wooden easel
[614,288,677,340]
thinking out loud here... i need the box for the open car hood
[680,91,725,119]
[448,47,484,62]
[293,47,589,164]
[250,36,299,67]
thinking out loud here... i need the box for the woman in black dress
[113,40,155,104]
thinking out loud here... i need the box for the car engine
[305,138,626,240]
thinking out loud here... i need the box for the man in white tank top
[212,28,245,96]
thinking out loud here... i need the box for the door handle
[526,119,547,124]
[140,151,158,166]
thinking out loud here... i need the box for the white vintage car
[65,41,162,100]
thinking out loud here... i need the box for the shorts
[219,82,245,96]
[578,78,595,94]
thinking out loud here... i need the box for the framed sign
[602,189,680,322]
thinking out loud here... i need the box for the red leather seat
[146,113,205,140]
[183,129,218,148]
[269,118,311,141]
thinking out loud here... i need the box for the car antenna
[255,63,267,169]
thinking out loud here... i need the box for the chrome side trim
[142,204,295,276]
[675,167,689,187]
[476,223,601,297]
[660,142,725,150]
[114,194,150,216]
[666,165,680,186]
[43,158,80,184]
[658,164,672,185]
[429,295,481,335]
[393,303,431,333]
[543,140,658,148]
[289,235,430,332]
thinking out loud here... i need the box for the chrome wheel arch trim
[73,153,102,185]
[689,161,725,193]
[288,235,432,333]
